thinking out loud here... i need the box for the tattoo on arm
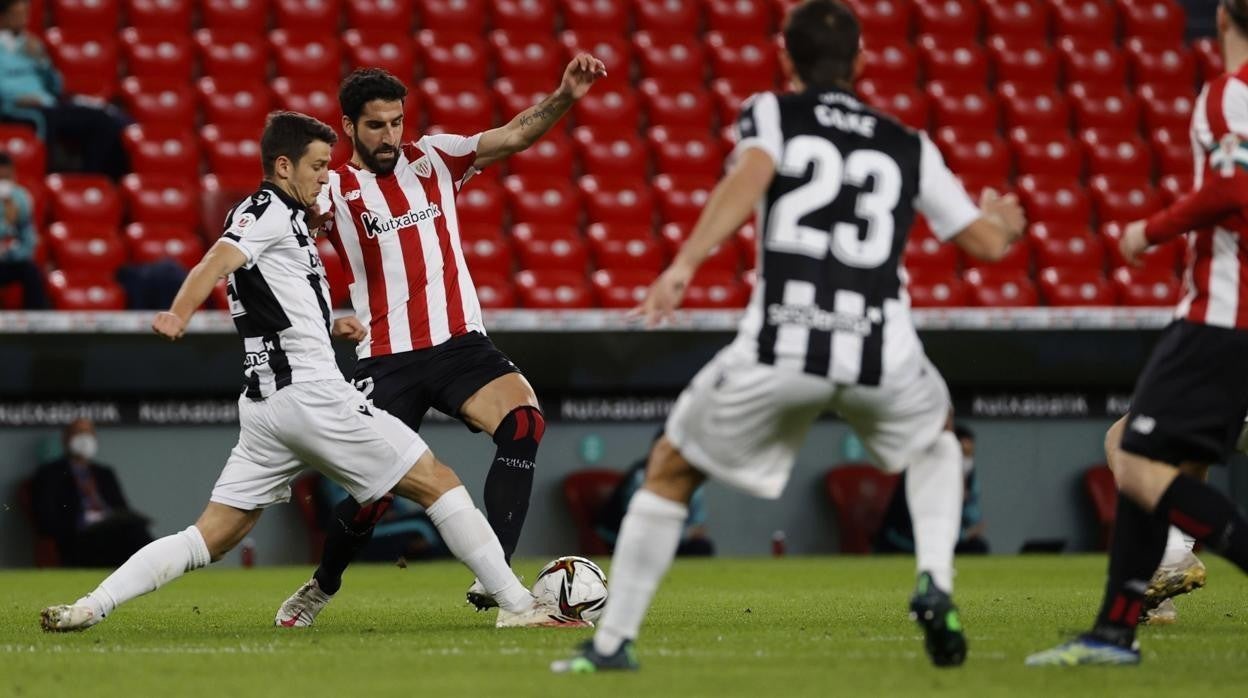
[516,92,573,132]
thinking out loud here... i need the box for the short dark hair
[953,425,975,442]
[339,68,408,125]
[783,0,861,89]
[1225,0,1248,33]
[260,111,336,177]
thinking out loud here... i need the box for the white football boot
[274,578,334,628]
[495,597,593,629]
[41,603,100,632]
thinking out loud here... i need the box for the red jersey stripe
[337,167,392,353]
[433,145,477,189]
[418,155,468,337]
[375,171,433,350]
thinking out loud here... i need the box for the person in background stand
[0,151,44,308]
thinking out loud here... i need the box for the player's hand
[152,311,187,341]
[632,262,694,328]
[307,204,332,236]
[1120,220,1150,267]
[979,188,1026,241]
[332,316,367,343]
[558,53,607,100]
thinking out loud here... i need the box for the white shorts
[210,380,428,510]
[666,344,951,499]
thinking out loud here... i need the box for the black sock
[312,494,393,595]
[1091,493,1169,647]
[1155,474,1248,573]
[484,406,543,563]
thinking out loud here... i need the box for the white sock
[426,486,530,613]
[83,525,211,618]
[1159,526,1196,567]
[905,431,963,593]
[594,489,687,656]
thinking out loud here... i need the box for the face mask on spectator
[961,457,974,476]
[68,433,98,460]
[0,180,13,198]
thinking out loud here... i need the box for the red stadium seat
[51,0,120,31]
[1029,221,1105,270]
[635,0,702,34]
[1117,0,1185,42]
[515,269,592,308]
[648,126,726,178]
[561,0,630,33]
[633,33,705,84]
[590,268,654,309]
[473,271,517,309]
[198,78,272,130]
[418,79,495,133]
[1058,37,1128,89]
[706,33,779,85]
[1194,38,1225,84]
[934,127,1011,180]
[683,269,749,309]
[345,0,415,32]
[903,224,959,274]
[199,172,256,237]
[1112,266,1181,306]
[984,0,1050,38]
[707,0,775,33]
[491,80,549,133]
[1089,175,1163,223]
[573,85,641,131]
[737,221,757,269]
[906,268,969,308]
[454,180,504,229]
[273,0,341,32]
[121,174,198,226]
[661,222,741,273]
[578,176,654,226]
[416,31,488,81]
[510,223,588,272]
[1102,220,1181,271]
[1016,174,1091,224]
[503,175,581,225]
[45,30,119,99]
[491,0,556,33]
[857,80,929,130]
[119,77,195,128]
[46,174,122,227]
[988,37,1060,92]
[46,222,125,274]
[123,222,203,269]
[961,233,1032,272]
[927,82,999,131]
[126,0,193,30]
[122,125,199,179]
[1080,131,1153,178]
[712,76,779,126]
[1068,83,1141,133]
[194,30,268,80]
[915,0,981,37]
[861,39,919,86]
[269,30,340,80]
[506,130,574,178]
[653,175,715,225]
[490,31,561,82]
[573,126,650,178]
[1138,83,1197,133]
[45,270,126,311]
[1009,127,1083,177]
[343,30,416,79]
[1151,128,1193,178]
[201,124,263,179]
[998,82,1071,133]
[419,0,487,31]
[1126,38,1196,89]
[963,267,1039,307]
[119,28,193,81]
[313,238,349,308]
[458,225,513,279]
[586,223,665,273]
[1051,0,1118,39]
[849,0,913,40]
[202,0,269,30]
[1158,173,1191,205]
[0,125,46,180]
[823,464,901,554]
[559,31,632,81]
[918,35,988,89]
[1038,267,1115,306]
[271,77,339,127]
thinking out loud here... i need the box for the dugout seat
[578,176,654,226]
[273,0,341,32]
[201,0,269,30]
[561,0,629,33]
[590,268,655,308]
[562,469,625,556]
[514,269,593,309]
[586,223,665,273]
[824,464,901,555]
[18,477,61,568]
[510,223,589,273]
[1112,266,1182,307]
[45,29,119,99]
[1084,464,1117,551]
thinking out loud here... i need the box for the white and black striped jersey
[219,182,342,400]
[730,88,980,387]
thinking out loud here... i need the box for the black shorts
[1120,320,1248,465]
[353,332,521,432]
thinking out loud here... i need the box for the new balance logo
[1130,415,1156,435]
[360,205,442,238]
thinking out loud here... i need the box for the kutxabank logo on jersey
[360,204,442,238]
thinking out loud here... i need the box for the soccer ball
[531,556,608,622]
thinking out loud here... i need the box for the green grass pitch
[1,556,1246,697]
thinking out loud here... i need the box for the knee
[492,405,545,447]
[642,436,702,502]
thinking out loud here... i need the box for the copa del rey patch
[411,156,432,178]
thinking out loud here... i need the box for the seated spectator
[118,258,187,310]
[31,418,154,567]
[0,152,43,307]
[595,433,714,557]
[318,477,451,562]
[874,425,989,555]
[0,0,129,179]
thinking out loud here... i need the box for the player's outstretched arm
[152,241,247,341]
[635,147,776,327]
[1119,163,1248,265]
[473,53,607,169]
[951,189,1027,262]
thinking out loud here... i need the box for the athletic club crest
[411,157,432,178]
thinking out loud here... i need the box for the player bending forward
[552,0,1025,673]
[39,112,584,632]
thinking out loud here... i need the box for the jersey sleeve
[421,133,483,190]
[219,193,285,269]
[913,133,981,241]
[732,92,784,165]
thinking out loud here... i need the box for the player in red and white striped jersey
[1029,0,1248,666]
[275,58,607,625]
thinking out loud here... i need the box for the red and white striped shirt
[1146,62,1248,329]
[319,133,484,358]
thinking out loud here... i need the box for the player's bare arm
[473,53,607,169]
[951,189,1027,262]
[152,241,248,341]
[635,147,776,327]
